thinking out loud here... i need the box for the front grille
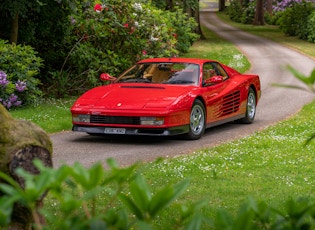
[90,115,141,125]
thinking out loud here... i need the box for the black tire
[184,99,206,140]
[239,87,256,124]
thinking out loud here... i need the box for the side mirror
[204,76,224,85]
[100,73,116,81]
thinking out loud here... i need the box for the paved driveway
[51,11,315,168]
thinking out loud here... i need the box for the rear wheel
[239,87,256,124]
[185,99,206,140]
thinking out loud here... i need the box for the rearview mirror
[100,73,116,81]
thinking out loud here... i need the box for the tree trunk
[10,13,19,44]
[267,0,273,15]
[253,0,265,25]
[0,104,53,229]
[194,0,205,40]
[219,0,226,12]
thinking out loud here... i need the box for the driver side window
[213,63,229,80]
[202,62,219,86]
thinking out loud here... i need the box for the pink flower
[142,50,147,55]
[94,4,102,13]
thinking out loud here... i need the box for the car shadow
[69,121,242,145]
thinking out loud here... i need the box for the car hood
[73,84,194,110]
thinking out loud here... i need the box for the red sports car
[71,58,261,140]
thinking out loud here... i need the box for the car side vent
[221,91,241,116]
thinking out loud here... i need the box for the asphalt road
[51,12,315,169]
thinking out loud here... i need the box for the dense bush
[0,40,43,109]
[226,0,257,24]
[0,0,76,90]
[307,11,315,42]
[278,1,314,39]
[226,0,243,23]
[225,0,315,44]
[46,0,198,96]
[240,0,256,24]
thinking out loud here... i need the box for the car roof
[137,57,217,65]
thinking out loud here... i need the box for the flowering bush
[0,40,43,108]
[273,0,315,12]
[50,0,198,95]
[0,71,27,109]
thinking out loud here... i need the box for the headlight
[140,117,164,125]
[72,114,90,123]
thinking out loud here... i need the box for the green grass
[216,12,315,59]
[10,98,75,133]
[183,25,251,73]
[140,101,315,227]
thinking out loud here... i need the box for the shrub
[278,1,314,39]
[240,0,256,24]
[307,11,315,43]
[0,40,43,109]
[48,0,198,96]
[164,7,199,53]
[226,0,243,23]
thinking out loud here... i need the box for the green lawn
[140,101,315,227]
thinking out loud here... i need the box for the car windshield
[116,62,200,86]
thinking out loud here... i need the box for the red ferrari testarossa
[71,57,261,140]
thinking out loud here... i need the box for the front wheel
[239,87,256,124]
[184,99,206,140]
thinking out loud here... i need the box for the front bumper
[72,125,189,136]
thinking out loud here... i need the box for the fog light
[140,117,164,125]
[72,114,90,123]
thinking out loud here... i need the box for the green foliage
[225,0,243,23]
[277,1,314,39]
[307,11,315,43]
[165,7,200,53]
[2,159,315,229]
[50,0,198,96]
[0,40,43,108]
[213,197,315,229]
[225,0,315,44]
[0,0,199,98]
[0,0,76,81]
[0,159,196,229]
[240,0,256,24]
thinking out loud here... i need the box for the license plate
[104,127,126,134]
